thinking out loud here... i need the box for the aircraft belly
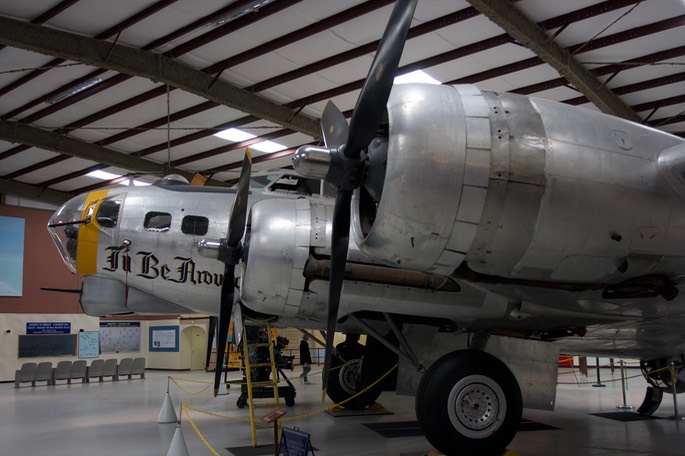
[557,319,685,360]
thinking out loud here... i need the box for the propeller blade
[321,188,353,397]
[346,0,417,158]
[228,148,253,247]
[321,101,349,148]
[214,263,235,396]
[214,147,252,397]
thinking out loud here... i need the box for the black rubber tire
[236,397,247,409]
[285,397,295,407]
[326,355,382,411]
[416,349,522,456]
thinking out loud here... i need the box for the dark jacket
[299,339,312,365]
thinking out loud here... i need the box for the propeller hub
[292,145,332,180]
[293,144,365,190]
[217,238,242,265]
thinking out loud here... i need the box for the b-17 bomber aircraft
[46,1,685,455]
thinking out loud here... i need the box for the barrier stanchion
[616,360,634,410]
[592,357,606,387]
[166,423,190,456]
[159,391,179,423]
[670,360,685,421]
[158,376,178,424]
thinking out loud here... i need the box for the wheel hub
[447,374,506,439]
[456,383,498,430]
[339,359,361,395]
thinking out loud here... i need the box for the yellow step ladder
[241,321,282,448]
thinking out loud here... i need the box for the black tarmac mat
[591,411,663,421]
[363,418,559,438]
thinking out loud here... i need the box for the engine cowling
[240,198,313,318]
[352,83,685,283]
[352,84,492,276]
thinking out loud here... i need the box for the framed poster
[149,326,179,352]
[78,331,100,358]
[100,321,141,353]
[0,216,24,297]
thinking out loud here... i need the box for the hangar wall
[0,314,208,381]
[0,204,81,313]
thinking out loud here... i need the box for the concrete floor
[3,365,685,455]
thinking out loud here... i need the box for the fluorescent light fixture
[214,127,287,153]
[214,128,256,142]
[211,0,276,26]
[86,170,150,186]
[87,170,120,180]
[251,140,287,153]
[47,77,103,104]
[394,70,441,85]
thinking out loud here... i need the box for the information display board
[149,326,179,352]
[78,331,100,358]
[100,321,141,353]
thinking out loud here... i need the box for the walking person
[299,334,312,384]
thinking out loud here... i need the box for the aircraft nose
[47,193,89,273]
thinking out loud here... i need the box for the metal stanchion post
[670,360,685,421]
[592,357,606,387]
[616,360,634,410]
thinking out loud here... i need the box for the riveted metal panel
[500,93,547,186]
[456,185,488,224]
[460,93,491,117]
[464,148,491,188]
[309,202,327,248]
[466,91,547,276]
[434,249,466,270]
[445,220,479,253]
[465,117,492,150]
[454,84,483,97]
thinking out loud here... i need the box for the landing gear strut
[416,349,522,456]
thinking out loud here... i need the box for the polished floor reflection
[2,364,685,455]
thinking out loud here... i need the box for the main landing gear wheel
[416,349,522,456]
[327,355,383,411]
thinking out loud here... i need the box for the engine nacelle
[353,84,685,282]
[241,198,313,318]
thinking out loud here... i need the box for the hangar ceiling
[0,0,684,205]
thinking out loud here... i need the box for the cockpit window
[96,199,121,228]
[144,212,171,232]
[181,215,209,235]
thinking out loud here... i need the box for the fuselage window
[181,215,209,235]
[144,211,171,232]
[96,199,121,228]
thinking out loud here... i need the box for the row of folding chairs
[14,357,145,387]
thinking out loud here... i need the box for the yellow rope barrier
[170,376,213,385]
[170,377,213,395]
[183,402,252,423]
[181,403,221,456]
